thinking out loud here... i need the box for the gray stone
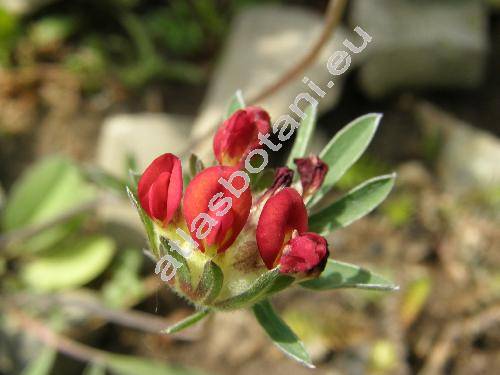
[191,5,358,160]
[416,102,500,195]
[351,0,488,98]
[96,113,193,227]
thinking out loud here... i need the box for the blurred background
[0,0,499,374]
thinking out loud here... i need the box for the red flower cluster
[138,107,330,275]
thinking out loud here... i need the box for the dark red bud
[213,107,271,168]
[279,232,329,275]
[294,156,329,198]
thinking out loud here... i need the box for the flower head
[213,107,271,167]
[138,153,183,226]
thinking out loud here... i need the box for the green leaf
[287,104,317,167]
[253,299,313,368]
[310,113,382,207]
[102,248,145,308]
[214,268,280,310]
[195,261,223,303]
[300,259,398,291]
[161,309,211,334]
[21,236,115,291]
[104,353,205,375]
[127,187,159,258]
[226,89,245,118]
[85,166,128,197]
[309,173,396,235]
[21,347,56,375]
[2,156,95,253]
[82,363,106,375]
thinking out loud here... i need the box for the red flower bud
[279,232,329,275]
[294,156,329,198]
[138,153,183,226]
[256,188,308,269]
[213,107,271,167]
[183,166,252,253]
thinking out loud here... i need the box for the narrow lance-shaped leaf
[195,260,224,304]
[21,347,56,375]
[226,89,246,118]
[309,173,396,235]
[104,353,206,375]
[310,113,382,207]
[126,187,159,258]
[252,299,314,368]
[300,259,398,291]
[161,309,211,335]
[287,104,317,168]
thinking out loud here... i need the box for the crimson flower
[183,166,252,253]
[256,187,328,273]
[213,106,271,167]
[137,153,183,226]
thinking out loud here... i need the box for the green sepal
[214,268,280,310]
[194,260,224,304]
[159,237,191,291]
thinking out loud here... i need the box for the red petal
[183,166,252,253]
[138,153,183,225]
[213,107,271,167]
[279,232,329,274]
[256,188,308,269]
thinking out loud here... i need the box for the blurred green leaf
[226,90,245,119]
[161,309,210,335]
[102,248,145,308]
[127,187,159,258]
[400,276,431,327]
[105,353,205,375]
[253,299,313,368]
[310,114,382,207]
[21,236,115,291]
[300,259,398,292]
[29,15,77,47]
[21,347,56,375]
[2,156,95,253]
[83,363,106,375]
[0,7,19,65]
[287,104,317,168]
[309,174,396,235]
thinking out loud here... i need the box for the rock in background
[351,0,488,98]
[191,4,356,160]
[416,102,500,196]
[95,113,192,227]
